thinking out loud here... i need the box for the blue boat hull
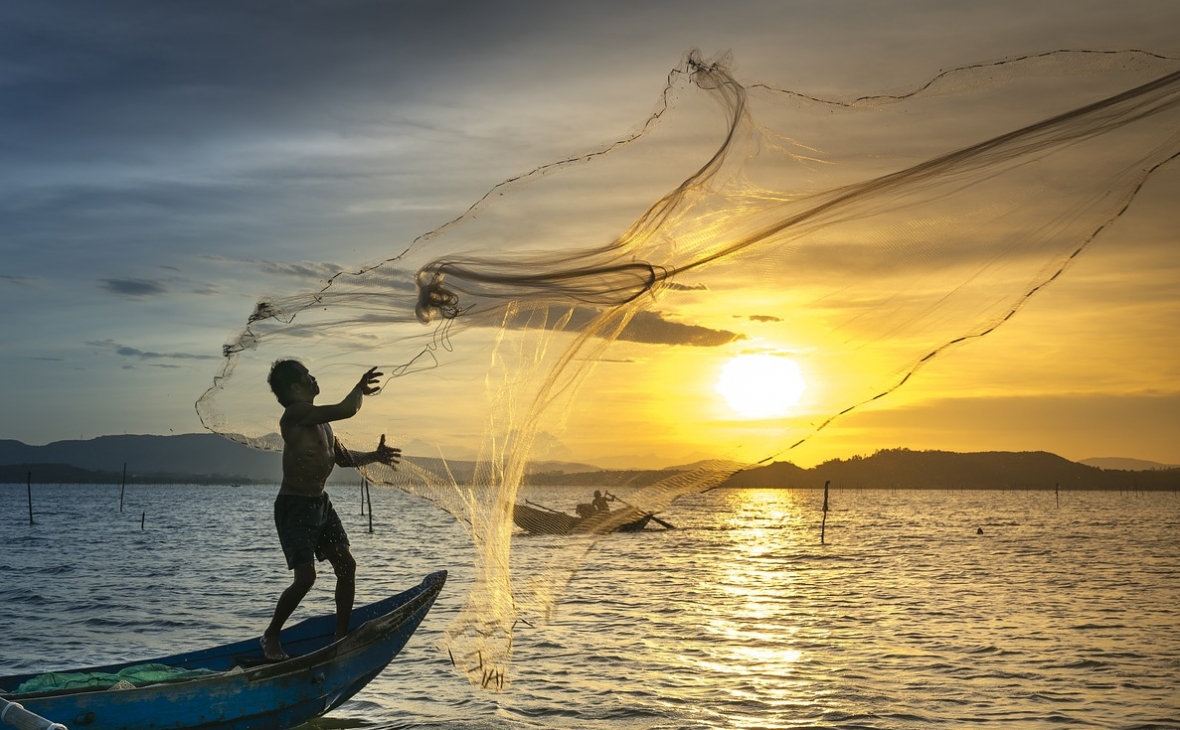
[1,571,446,730]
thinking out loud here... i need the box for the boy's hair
[268,359,305,406]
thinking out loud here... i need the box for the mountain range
[0,434,598,486]
[1,434,1177,490]
[717,448,1179,490]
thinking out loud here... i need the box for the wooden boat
[513,503,654,535]
[0,571,446,730]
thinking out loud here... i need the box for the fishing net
[15,664,220,694]
[195,49,1180,687]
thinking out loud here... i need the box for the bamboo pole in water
[365,478,374,534]
[1,696,68,730]
[26,472,34,525]
[119,463,126,513]
[820,480,830,545]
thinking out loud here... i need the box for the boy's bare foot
[260,634,289,662]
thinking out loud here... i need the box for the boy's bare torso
[278,410,337,496]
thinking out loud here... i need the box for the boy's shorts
[273,493,350,569]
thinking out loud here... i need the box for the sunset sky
[3,0,1178,469]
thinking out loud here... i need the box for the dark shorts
[274,493,350,570]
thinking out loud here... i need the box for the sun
[716,354,807,418]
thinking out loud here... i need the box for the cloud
[621,310,742,346]
[87,339,219,361]
[1,274,40,287]
[100,278,167,297]
[665,281,709,291]
[748,314,781,322]
[206,255,419,294]
[190,284,227,296]
[503,306,741,347]
[255,261,348,281]
[101,271,224,298]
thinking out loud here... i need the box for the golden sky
[3,1,1178,469]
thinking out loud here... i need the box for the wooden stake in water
[120,463,127,513]
[365,478,374,534]
[141,511,145,530]
[1055,482,1060,508]
[360,478,366,515]
[820,479,830,545]
[27,472,34,526]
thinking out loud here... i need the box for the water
[2,483,1178,729]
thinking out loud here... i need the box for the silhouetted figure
[592,490,615,513]
[261,360,401,662]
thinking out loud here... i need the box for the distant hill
[524,468,684,488]
[528,460,603,474]
[723,449,1180,490]
[1079,457,1180,471]
[513,449,1180,490]
[0,434,602,485]
[3,436,1177,489]
[0,463,128,485]
[0,434,282,484]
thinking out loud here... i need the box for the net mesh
[196,50,1180,687]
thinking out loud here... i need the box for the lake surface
[2,483,1178,729]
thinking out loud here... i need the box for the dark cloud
[98,269,221,298]
[622,310,742,347]
[256,261,348,282]
[206,255,416,292]
[665,281,709,291]
[207,256,422,299]
[748,314,781,322]
[0,274,39,286]
[87,339,219,361]
[504,306,741,347]
[100,278,167,297]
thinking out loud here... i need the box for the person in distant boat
[261,360,401,662]
[591,490,615,514]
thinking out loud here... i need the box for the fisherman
[591,490,615,513]
[261,360,401,662]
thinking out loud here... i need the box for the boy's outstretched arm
[335,434,402,469]
[293,367,383,426]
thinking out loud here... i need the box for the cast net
[196,49,1180,687]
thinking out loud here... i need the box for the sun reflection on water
[681,489,821,726]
